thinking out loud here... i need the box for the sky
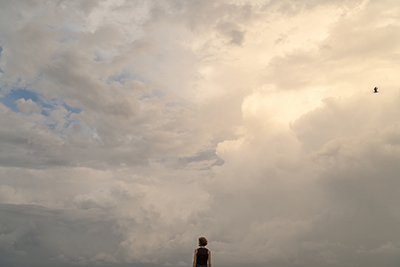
[1,0,400,266]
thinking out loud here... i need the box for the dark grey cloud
[0,204,122,266]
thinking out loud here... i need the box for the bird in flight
[374,87,378,93]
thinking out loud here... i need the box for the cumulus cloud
[16,98,42,115]
[1,0,400,267]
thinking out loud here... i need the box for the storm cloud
[1,0,400,266]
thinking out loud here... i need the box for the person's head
[198,237,208,246]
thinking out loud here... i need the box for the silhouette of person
[374,87,378,93]
[193,237,211,267]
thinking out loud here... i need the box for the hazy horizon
[1,0,400,266]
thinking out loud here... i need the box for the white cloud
[16,98,42,115]
[1,0,400,267]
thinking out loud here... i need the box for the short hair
[199,237,208,246]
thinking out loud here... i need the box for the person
[193,237,211,267]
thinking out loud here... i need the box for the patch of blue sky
[62,102,81,116]
[63,116,79,129]
[45,122,58,131]
[41,109,51,117]
[93,49,118,62]
[107,69,168,100]
[40,107,79,133]
[0,78,24,97]
[0,87,83,135]
[0,46,3,73]
[108,69,134,85]
[0,89,81,120]
[0,89,45,112]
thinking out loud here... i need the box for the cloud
[1,0,400,267]
[16,98,42,115]
[0,203,122,265]
[263,1,400,92]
